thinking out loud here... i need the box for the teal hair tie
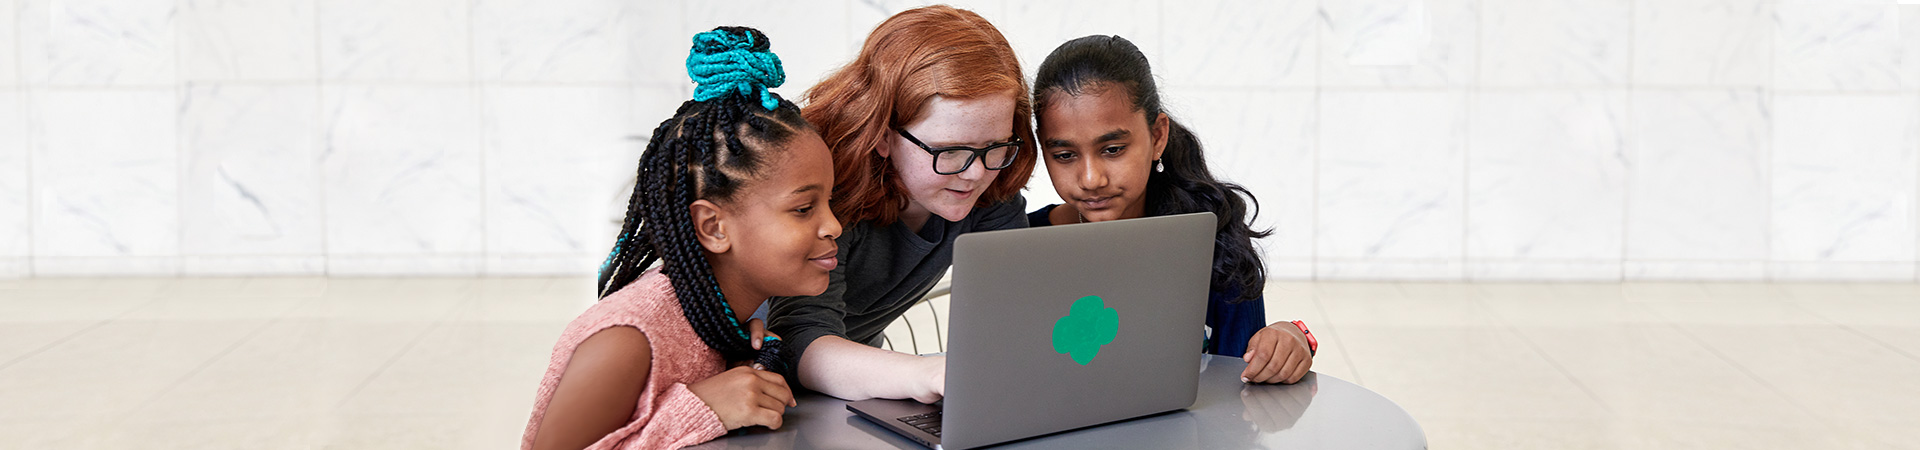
[686,28,786,111]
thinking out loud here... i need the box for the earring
[1154,159,1164,173]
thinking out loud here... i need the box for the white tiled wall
[4,0,1920,282]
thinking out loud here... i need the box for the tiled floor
[2,277,1917,449]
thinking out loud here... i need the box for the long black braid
[597,26,811,372]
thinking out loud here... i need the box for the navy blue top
[1027,204,1267,357]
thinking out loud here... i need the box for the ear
[877,136,894,159]
[689,199,731,254]
[1150,112,1170,161]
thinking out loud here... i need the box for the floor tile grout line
[1778,299,1920,365]
[111,316,291,428]
[110,293,328,423]
[1663,321,1839,431]
[1308,289,1362,386]
[1830,323,1920,364]
[332,319,450,410]
[0,318,114,373]
[332,294,479,410]
[0,294,170,372]
[1470,295,1617,415]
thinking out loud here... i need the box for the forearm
[796,335,944,402]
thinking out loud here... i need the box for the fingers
[755,372,797,407]
[1251,344,1294,383]
[1240,351,1269,382]
[753,390,782,411]
[758,382,795,408]
[1285,352,1315,384]
[1241,329,1278,381]
[1277,333,1315,384]
[747,319,768,350]
[743,381,789,429]
[1274,348,1308,384]
[747,404,784,430]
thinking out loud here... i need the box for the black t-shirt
[767,195,1028,384]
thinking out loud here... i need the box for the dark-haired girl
[521,27,840,450]
[1027,35,1319,385]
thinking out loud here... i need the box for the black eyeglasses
[896,128,1021,175]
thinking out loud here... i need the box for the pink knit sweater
[521,268,729,450]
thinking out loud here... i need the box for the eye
[1101,145,1125,156]
[1050,151,1076,163]
[795,205,813,215]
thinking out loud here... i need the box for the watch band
[1291,320,1317,356]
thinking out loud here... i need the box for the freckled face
[888,93,1019,223]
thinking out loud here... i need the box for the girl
[1026,35,1318,385]
[521,27,842,450]
[766,5,1036,403]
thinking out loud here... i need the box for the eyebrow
[924,134,1018,148]
[1045,129,1131,149]
[789,184,823,196]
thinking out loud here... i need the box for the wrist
[1290,320,1317,356]
[920,355,946,394]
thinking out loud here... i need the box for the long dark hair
[598,26,810,371]
[1033,35,1272,303]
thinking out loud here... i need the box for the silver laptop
[848,212,1216,449]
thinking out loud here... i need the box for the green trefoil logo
[1052,295,1119,365]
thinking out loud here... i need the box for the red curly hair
[802,5,1037,227]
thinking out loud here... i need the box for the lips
[1078,195,1115,210]
[808,248,839,271]
[945,187,975,198]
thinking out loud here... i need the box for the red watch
[1291,320,1318,356]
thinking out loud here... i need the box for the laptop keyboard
[897,411,942,436]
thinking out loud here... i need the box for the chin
[932,202,976,222]
[800,280,829,296]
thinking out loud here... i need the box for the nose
[955,155,990,182]
[821,207,843,240]
[1079,160,1108,191]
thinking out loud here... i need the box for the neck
[1120,200,1148,221]
[900,201,932,233]
[710,267,764,325]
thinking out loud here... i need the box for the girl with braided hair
[522,26,841,450]
[1026,35,1318,385]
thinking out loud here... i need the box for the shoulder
[1027,204,1060,227]
[530,326,654,450]
[576,269,704,347]
[573,326,654,375]
[596,269,681,314]
[967,194,1029,230]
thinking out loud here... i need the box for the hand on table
[1240,323,1313,384]
[689,366,797,430]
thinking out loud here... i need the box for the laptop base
[847,398,944,449]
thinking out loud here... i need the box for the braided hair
[598,26,811,372]
[1034,35,1273,304]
